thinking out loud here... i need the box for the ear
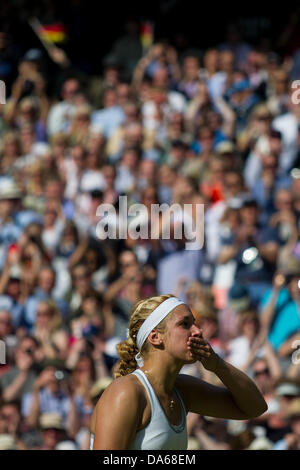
[147,330,163,347]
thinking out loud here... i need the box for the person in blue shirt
[23,266,69,331]
[219,198,280,306]
[259,272,300,352]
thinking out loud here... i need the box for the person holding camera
[22,362,79,438]
[0,336,39,402]
[4,49,49,131]
[218,198,280,306]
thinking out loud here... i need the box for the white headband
[135,297,185,367]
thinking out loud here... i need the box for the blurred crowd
[1,8,300,450]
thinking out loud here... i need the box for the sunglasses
[280,395,298,400]
[74,273,88,280]
[120,262,137,268]
[254,368,270,377]
[257,115,271,121]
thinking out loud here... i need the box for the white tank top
[129,369,187,450]
[89,369,188,451]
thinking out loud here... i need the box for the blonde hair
[114,294,175,378]
[36,299,62,332]
[1,131,21,155]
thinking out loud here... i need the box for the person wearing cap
[39,412,73,450]
[215,141,239,172]
[276,381,300,396]
[225,72,260,133]
[273,398,300,449]
[39,412,78,450]
[0,433,18,450]
[92,294,267,450]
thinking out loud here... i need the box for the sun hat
[23,48,42,62]
[246,436,273,450]
[228,284,251,312]
[90,377,113,399]
[55,440,78,450]
[286,398,300,419]
[39,413,65,431]
[275,383,300,397]
[0,434,17,450]
[215,141,235,155]
[0,179,22,200]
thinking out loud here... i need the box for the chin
[184,355,197,364]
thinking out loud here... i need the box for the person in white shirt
[91,294,267,449]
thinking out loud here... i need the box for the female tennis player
[91,294,267,450]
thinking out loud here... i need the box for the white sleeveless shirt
[129,369,188,450]
[89,369,188,450]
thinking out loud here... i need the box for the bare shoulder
[96,374,146,412]
[93,374,148,449]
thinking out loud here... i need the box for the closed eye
[180,317,194,328]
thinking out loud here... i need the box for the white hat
[55,440,78,450]
[9,264,22,280]
[40,413,65,430]
[0,434,17,450]
[275,383,300,397]
[90,377,113,398]
[187,437,201,450]
[216,141,235,154]
[0,179,22,200]
[246,436,273,450]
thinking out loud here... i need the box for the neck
[141,353,183,395]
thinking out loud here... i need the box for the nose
[190,324,202,337]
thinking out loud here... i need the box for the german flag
[140,22,153,52]
[37,23,68,43]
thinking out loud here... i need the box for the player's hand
[187,332,220,372]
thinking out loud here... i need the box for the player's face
[163,305,202,364]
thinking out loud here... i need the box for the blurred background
[0,0,300,451]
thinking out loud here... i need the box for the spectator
[23,362,79,435]
[47,78,81,136]
[218,198,279,305]
[0,336,39,402]
[38,412,77,450]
